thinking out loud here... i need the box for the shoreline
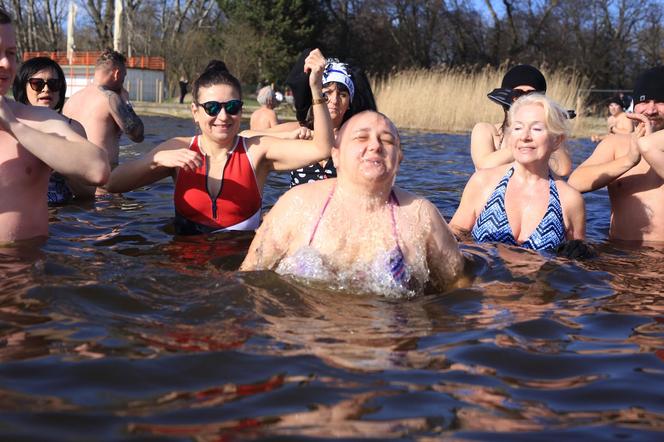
[133,101,605,139]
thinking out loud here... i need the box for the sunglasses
[28,78,61,93]
[199,99,243,116]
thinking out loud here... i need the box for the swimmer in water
[472,65,572,176]
[105,49,335,235]
[451,94,585,251]
[12,56,94,203]
[241,110,465,297]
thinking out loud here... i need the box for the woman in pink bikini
[241,111,465,297]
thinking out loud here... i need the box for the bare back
[606,135,664,241]
[249,107,279,131]
[64,84,122,165]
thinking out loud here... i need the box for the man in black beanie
[569,66,664,242]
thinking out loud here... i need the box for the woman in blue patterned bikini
[241,111,465,297]
[450,94,585,251]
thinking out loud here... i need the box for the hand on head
[304,49,326,90]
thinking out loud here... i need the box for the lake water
[1,116,662,440]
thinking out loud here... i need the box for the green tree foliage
[217,0,324,84]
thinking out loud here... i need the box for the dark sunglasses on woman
[28,78,61,92]
[199,99,243,116]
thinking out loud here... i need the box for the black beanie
[501,65,547,92]
[633,66,664,104]
[285,49,313,123]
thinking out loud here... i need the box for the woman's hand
[304,49,326,94]
[152,148,202,172]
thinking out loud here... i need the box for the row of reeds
[371,65,594,137]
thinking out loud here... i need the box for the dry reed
[371,65,592,137]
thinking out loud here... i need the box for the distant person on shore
[472,65,572,176]
[12,56,98,203]
[591,96,633,143]
[568,66,664,242]
[0,10,109,243]
[64,48,144,172]
[179,75,188,104]
[105,50,334,235]
[241,111,465,296]
[451,94,585,251]
[249,85,279,130]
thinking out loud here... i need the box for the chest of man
[0,133,49,189]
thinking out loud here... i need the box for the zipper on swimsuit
[205,151,230,220]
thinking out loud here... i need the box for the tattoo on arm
[101,87,144,140]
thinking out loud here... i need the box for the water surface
[0,116,662,440]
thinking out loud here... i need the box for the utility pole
[66,1,77,64]
[113,0,124,52]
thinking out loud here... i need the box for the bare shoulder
[472,163,511,187]
[472,121,498,136]
[12,101,73,132]
[555,178,584,209]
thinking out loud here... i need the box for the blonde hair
[508,93,571,140]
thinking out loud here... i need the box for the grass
[371,65,597,138]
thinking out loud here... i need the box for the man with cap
[569,66,664,242]
[591,96,633,142]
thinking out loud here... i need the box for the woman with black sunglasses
[12,56,92,204]
[106,50,334,235]
[471,65,571,177]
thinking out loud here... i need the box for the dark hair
[192,60,242,103]
[13,57,67,112]
[0,8,12,24]
[343,65,377,124]
[96,48,126,71]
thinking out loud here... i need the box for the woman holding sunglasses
[106,50,334,235]
[13,57,92,204]
[471,64,571,176]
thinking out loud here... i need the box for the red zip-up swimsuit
[173,136,262,234]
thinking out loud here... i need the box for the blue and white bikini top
[471,167,565,251]
[275,184,415,296]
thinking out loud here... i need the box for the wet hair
[13,57,67,112]
[256,85,275,106]
[508,93,570,141]
[0,9,12,24]
[192,60,242,103]
[95,48,126,71]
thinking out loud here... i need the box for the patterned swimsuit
[471,167,565,251]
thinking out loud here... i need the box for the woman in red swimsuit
[106,49,334,234]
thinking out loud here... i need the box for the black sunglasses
[28,78,61,93]
[199,99,243,116]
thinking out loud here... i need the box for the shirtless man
[0,10,109,243]
[64,48,144,168]
[249,85,279,130]
[568,66,664,242]
[591,96,633,143]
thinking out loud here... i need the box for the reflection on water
[0,116,662,439]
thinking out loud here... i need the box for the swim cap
[501,65,547,92]
[633,66,664,104]
[323,61,355,101]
